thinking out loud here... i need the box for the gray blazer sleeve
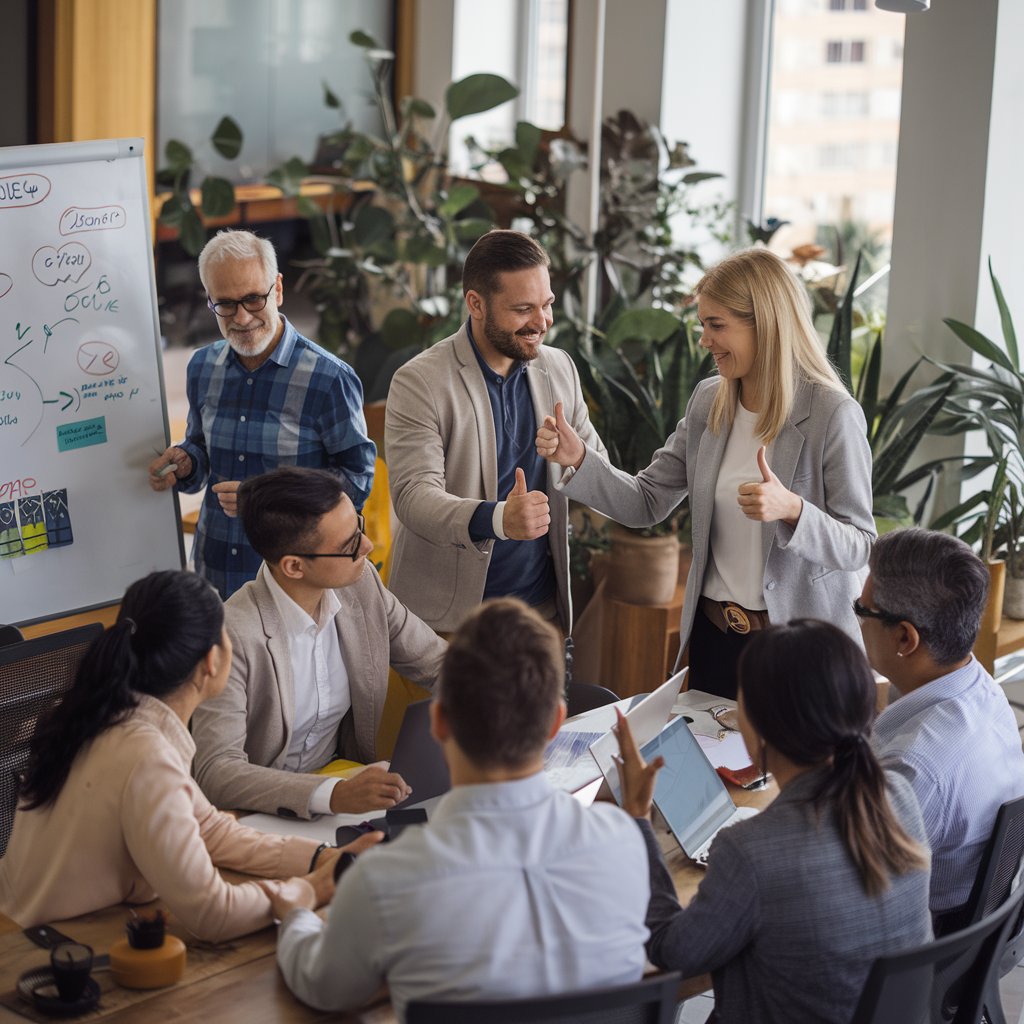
[638,819,759,976]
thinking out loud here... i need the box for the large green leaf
[265,156,309,196]
[352,204,396,249]
[323,81,341,109]
[211,117,243,160]
[439,184,479,218]
[164,139,193,171]
[200,176,235,218]
[179,209,206,257]
[943,317,1017,373]
[350,30,378,48]
[990,258,1020,370]
[514,120,542,167]
[445,74,519,122]
[606,307,680,348]
[380,308,420,349]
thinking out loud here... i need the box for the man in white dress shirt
[191,467,446,819]
[268,598,651,1020]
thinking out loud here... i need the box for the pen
[153,463,177,479]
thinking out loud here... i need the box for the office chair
[0,624,24,648]
[406,972,682,1024]
[0,623,103,856]
[567,682,620,718]
[851,880,1024,1024]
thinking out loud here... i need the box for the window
[830,0,867,9]
[822,91,870,118]
[826,40,866,63]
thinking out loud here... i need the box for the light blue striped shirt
[872,657,1024,912]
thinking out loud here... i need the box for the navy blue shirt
[465,321,554,608]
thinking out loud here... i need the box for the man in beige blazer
[385,230,605,633]
[192,467,446,820]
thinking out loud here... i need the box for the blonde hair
[696,248,846,443]
[197,230,278,291]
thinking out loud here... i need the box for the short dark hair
[462,230,550,298]
[869,527,989,665]
[438,598,563,770]
[238,467,345,563]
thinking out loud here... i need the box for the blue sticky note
[57,416,107,452]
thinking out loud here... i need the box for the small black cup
[49,942,93,1002]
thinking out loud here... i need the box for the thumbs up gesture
[535,401,586,470]
[502,467,551,541]
[737,446,804,526]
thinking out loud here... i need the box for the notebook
[641,714,759,866]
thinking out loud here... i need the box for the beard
[224,313,278,360]
[483,309,544,363]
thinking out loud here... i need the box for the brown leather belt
[700,596,770,635]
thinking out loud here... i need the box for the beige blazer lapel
[453,329,499,500]
[252,575,298,763]
[333,583,378,761]
[526,358,555,488]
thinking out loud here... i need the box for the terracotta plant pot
[1004,573,1024,620]
[606,526,680,606]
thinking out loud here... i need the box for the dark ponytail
[20,570,224,810]
[737,620,927,897]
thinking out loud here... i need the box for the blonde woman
[537,249,875,697]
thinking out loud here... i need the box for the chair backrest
[964,795,1024,925]
[0,624,25,648]
[567,681,620,719]
[0,623,103,856]
[405,973,682,1024]
[851,879,1024,1024]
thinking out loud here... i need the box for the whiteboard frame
[0,138,185,626]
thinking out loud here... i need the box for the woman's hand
[737,447,803,527]
[263,831,385,920]
[612,709,665,820]
[536,402,586,470]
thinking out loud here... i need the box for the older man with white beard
[149,230,375,598]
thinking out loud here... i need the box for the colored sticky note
[56,416,107,452]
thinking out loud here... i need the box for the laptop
[639,714,759,866]
[388,698,451,809]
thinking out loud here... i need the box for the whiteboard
[0,139,183,625]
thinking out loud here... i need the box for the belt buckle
[722,602,751,634]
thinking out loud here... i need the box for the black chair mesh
[0,625,101,857]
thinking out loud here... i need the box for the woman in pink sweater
[0,570,374,942]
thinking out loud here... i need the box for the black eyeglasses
[852,598,910,627]
[207,282,275,318]
[293,515,365,562]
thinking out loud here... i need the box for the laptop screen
[643,715,738,859]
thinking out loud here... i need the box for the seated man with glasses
[192,467,446,818]
[856,527,1024,923]
[148,229,375,599]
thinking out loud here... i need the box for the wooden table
[0,783,777,1021]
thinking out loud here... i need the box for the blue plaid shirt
[177,316,375,598]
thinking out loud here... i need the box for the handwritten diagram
[0,274,11,299]
[32,242,91,286]
[0,488,74,559]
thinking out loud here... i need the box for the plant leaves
[439,184,479,218]
[350,30,378,48]
[211,116,243,159]
[605,308,680,348]
[352,204,396,250]
[323,81,341,109]
[380,308,420,349]
[179,209,206,257]
[164,139,193,171]
[402,97,436,119]
[989,258,1019,370]
[943,317,1016,373]
[445,74,519,122]
[514,120,542,167]
[452,217,493,242]
[200,176,235,218]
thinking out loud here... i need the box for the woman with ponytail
[0,571,378,941]
[615,619,931,1024]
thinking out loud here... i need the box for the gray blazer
[385,325,605,632]
[561,377,875,653]
[640,769,932,1023]
[191,565,446,819]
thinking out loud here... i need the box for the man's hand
[329,764,412,814]
[535,401,585,470]
[148,446,192,492]
[612,709,665,820]
[211,480,242,517]
[502,467,550,541]
[737,447,803,527]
